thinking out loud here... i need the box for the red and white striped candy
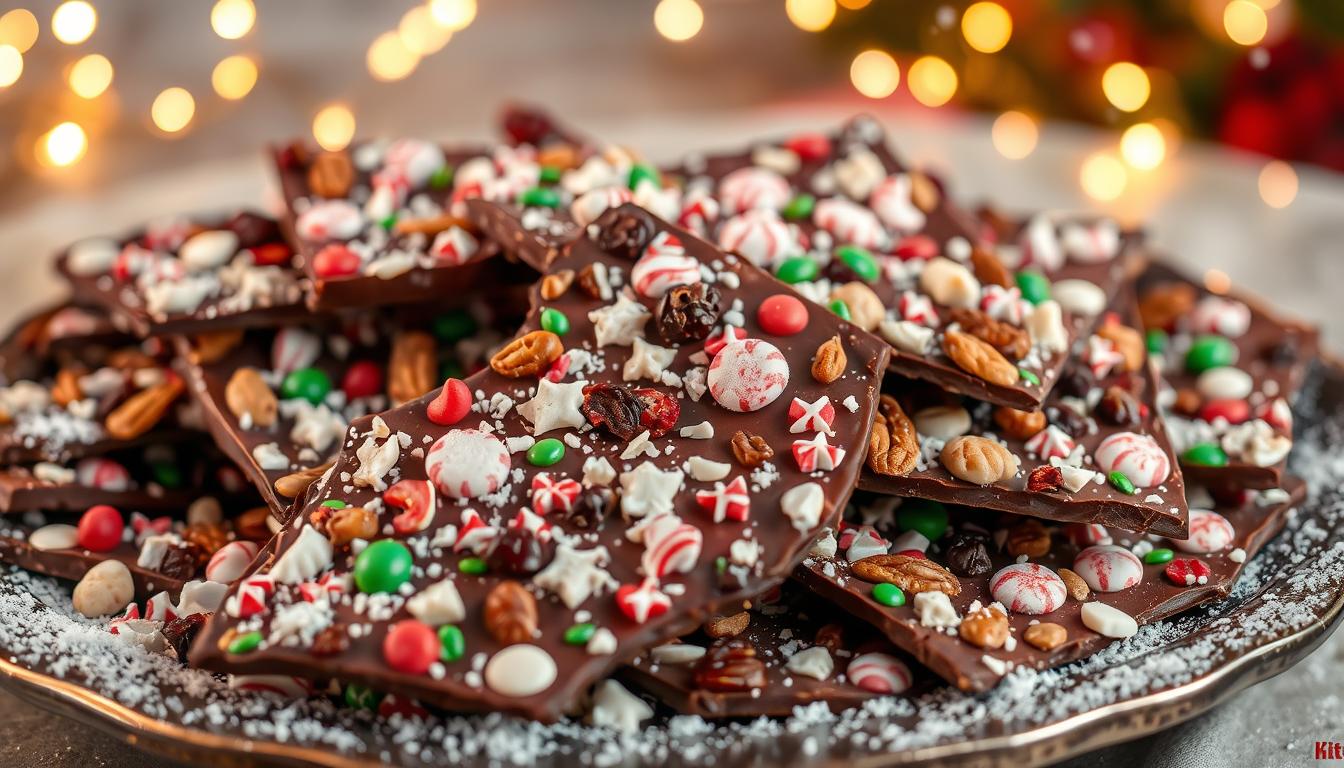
[718,166,790,215]
[1059,220,1120,264]
[206,540,260,584]
[142,216,193,252]
[791,433,846,473]
[75,457,131,492]
[787,396,836,435]
[271,327,322,377]
[677,189,720,237]
[426,429,511,499]
[717,209,797,268]
[980,285,1031,325]
[130,512,171,544]
[1026,425,1076,462]
[379,138,445,189]
[615,578,671,624]
[298,571,348,602]
[631,231,700,298]
[813,198,889,250]
[143,591,177,623]
[1065,523,1112,547]
[899,291,939,326]
[1190,296,1251,338]
[225,574,275,618]
[113,244,155,282]
[1017,215,1065,273]
[571,186,633,228]
[704,325,747,357]
[455,509,501,555]
[707,339,790,413]
[385,478,437,535]
[229,675,314,699]
[695,476,750,523]
[641,514,703,578]
[1095,432,1171,488]
[530,473,581,515]
[845,525,889,561]
[295,200,363,242]
[1256,397,1292,433]
[508,508,553,542]
[847,652,913,694]
[1173,509,1235,554]
[1072,545,1144,593]
[1165,557,1212,586]
[892,234,939,262]
[1085,335,1126,379]
[990,563,1067,615]
[869,174,926,235]
[429,226,478,266]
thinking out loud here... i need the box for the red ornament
[383,620,441,675]
[247,243,292,267]
[427,378,472,426]
[312,244,361,279]
[1199,399,1250,425]
[757,294,808,336]
[77,504,124,552]
[341,361,384,400]
[784,132,832,163]
[1165,558,1211,587]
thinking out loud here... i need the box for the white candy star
[589,294,651,347]
[533,544,618,609]
[516,379,586,436]
[623,337,677,383]
[619,462,684,519]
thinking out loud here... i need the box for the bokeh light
[1101,62,1150,112]
[837,0,871,7]
[1258,160,1297,208]
[0,9,39,52]
[1120,122,1166,170]
[786,0,837,32]
[313,104,356,152]
[211,0,255,40]
[850,49,899,99]
[400,5,453,55]
[212,55,258,100]
[429,0,477,32]
[367,31,420,81]
[39,122,87,167]
[0,45,21,88]
[909,55,958,107]
[68,53,112,98]
[654,0,703,42]
[1223,0,1268,46]
[51,1,96,45]
[1080,152,1128,201]
[992,111,1038,159]
[962,2,1012,54]
[151,87,196,134]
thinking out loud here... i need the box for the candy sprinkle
[1108,470,1137,495]
[872,582,906,607]
[563,622,596,645]
[1018,368,1040,386]
[1144,548,1175,565]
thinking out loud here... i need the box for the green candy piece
[439,625,466,662]
[1144,548,1175,565]
[518,186,560,209]
[1018,368,1041,386]
[540,307,570,335]
[563,622,596,646]
[897,499,949,543]
[1182,442,1229,467]
[714,556,728,574]
[528,438,565,467]
[775,256,819,284]
[828,299,851,321]
[428,166,453,190]
[281,367,332,405]
[1185,335,1238,373]
[781,193,815,220]
[1015,270,1051,305]
[379,214,398,231]
[872,582,906,607]
[353,540,414,594]
[628,163,661,190]
[1145,328,1168,355]
[344,683,383,711]
[539,165,562,184]
[227,631,262,655]
[458,557,487,575]
[321,499,347,509]
[433,310,478,342]
[152,462,183,489]
[1108,470,1136,495]
[834,245,880,283]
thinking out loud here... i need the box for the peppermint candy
[898,291,939,326]
[508,508,552,542]
[75,457,131,492]
[1085,335,1126,378]
[844,525,889,561]
[429,226,479,266]
[718,166,791,215]
[695,476,750,523]
[1256,397,1292,433]
[990,563,1067,615]
[571,186,633,228]
[813,198,889,250]
[1165,557,1212,586]
[295,200,363,242]
[1065,523,1112,547]
[1072,545,1144,592]
[425,429,511,499]
[707,339,789,413]
[1059,220,1120,264]
[1017,215,1065,273]
[615,577,671,624]
[113,244,155,281]
[640,514,703,578]
[455,509,501,554]
[1190,295,1252,338]
[631,231,700,298]
[298,572,349,602]
[271,327,322,377]
[980,285,1031,325]
[206,540,260,584]
[378,138,446,190]
[792,433,846,473]
[1173,509,1235,554]
[130,513,171,545]
[788,396,836,435]
[868,174,927,235]
[1026,425,1076,461]
[847,652,913,694]
[530,473,581,515]
[1094,432,1171,488]
[704,325,747,356]
[384,479,437,535]
[225,574,275,618]
[717,209,797,268]
[677,189,720,236]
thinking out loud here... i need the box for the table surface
[0,105,1340,766]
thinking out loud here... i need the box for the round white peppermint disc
[425,429,511,499]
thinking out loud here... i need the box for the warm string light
[1080,152,1128,201]
[962,2,1012,54]
[908,55,957,107]
[151,87,196,134]
[1223,0,1268,46]
[1120,122,1166,170]
[0,8,39,52]
[211,0,256,40]
[1258,160,1297,208]
[786,0,837,32]
[0,44,21,88]
[836,0,871,8]
[51,1,96,45]
[429,0,477,32]
[212,54,258,100]
[850,49,899,99]
[313,104,356,152]
[38,121,87,167]
[367,30,419,81]
[400,5,453,55]
[1101,62,1150,112]
[654,0,703,42]
[68,53,112,98]
[991,111,1038,159]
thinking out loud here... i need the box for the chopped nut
[490,330,564,378]
[191,329,245,364]
[992,406,1046,440]
[693,641,767,692]
[704,611,750,639]
[274,461,334,499]
[51,368,83,407]
[233,507,273,541]
[1023,622,1068,651]
[959,606,1009,649]
[830,282,884,332]
[540,269,575,300]
[1138,282,1196,331]
[323,506,378,547]
[1058,567,1090,601]
[730,431,774,468]
[225,368,278,429]
[1172,388,1202,416]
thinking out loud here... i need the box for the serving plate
[1,362,1342,767]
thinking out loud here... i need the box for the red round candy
[785,132,832,162]
[312,244,360,279]
[1199,398,1250,425]
[426,378,472,426]
[341,360,384,400]
[77,504,124,553]
[894,235,939,261]
[248,242,293,267]
[757,294,808,337]
[383,620,440,675]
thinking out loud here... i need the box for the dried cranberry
[944,534,992,576]
[1046,404,1089,436]
[157,542,206,580]
[161,613,208,663]
[582,383,644,440]
[593,207,655,260]
[1096,386,1141,426]
[1057,366,1093,399]
[634,387,681,437]
[224,212,281,249]
[486,527,554,576]
[1026,465,1064,493]
[656,282,722,343]
[563,488,616,531]
[500,105,556,147]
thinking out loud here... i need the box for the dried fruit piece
[693,641,767,692]
[959,606,1009,649]
[486,526,554,576]
[388,331,437,405]
[593,207,656,260]
[490,331,563,378]
[634,387,680,438]
[1172,388,1202,416]
[576,263,607,299]
[1057,567,1090,601]
[225,368,279,428]
[993,406,1046,440]
[940,436,1018,485]
[942,329,1018,386]
[274,461,334,498]
[1006,518,1051,558]
[704,611,750,638]
[483,581,539,646]
[730,431,774,467]
[1026,465,1064,493]
[105,377,185,440]
[1097,385,1142,425]
[581,383,644,441]
[1138,282,1197,331]
[868,394,918,477]
[308,151,355,199]
[540,269,575,300]
[563,488,616,531]
[851,554,961,596]
[811,335,847,384]
[656,282,722,343]
[1023,622,1067,651]
[949,308,1029,361]
[945,534,992,576]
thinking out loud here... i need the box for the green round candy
[781,193,815,221]
[1145,328,1168,355]
[628,163,661,190]
[379,214,398,231]
[872,582,906,607]
[152,462,183,489]
[1015,270,1051,304]
[1018,368,1041,386]
[439,359,465,381]
[528,438,565,467]
[1185,335,1238,373]
[1144,547,1175,565]
[834,245,880,283]
[1107,470,1136,495]
[775,256,819,284]
[433,310,478,342]
[353,540,414,594]
[281,367,332,405]
[428,166,453,190]
[1181,442,1229,467]
[458,557,487,575]
[563,622,596,646]
[518,186,560,209]
[828,299,851,321]
[897,500,948,542]
[321,499,347,509]
[344,683,383,710]
[540,307,570,335]
[539,165,562,184]
[439,625,466,662]
[227,630,262,655]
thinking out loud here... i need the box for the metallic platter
[1,362,1342,767]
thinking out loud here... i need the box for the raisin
[564,488,615,531]
[944,534,992,577]
[501,106,555,147]
[1057,366,1093,399]
[634,387,681,438]
[157,542,206,580]
[486,527,554,576]
[224,211,282,249]
[161,613,208,663]
[1096,385,1142,426]
[582,383,644,440]
[592,207,655,260]
[656,283,722,343]
[1046,404,1088,436]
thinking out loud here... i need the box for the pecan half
[388,331,437,405]
[949,308,1030,361]
[490,330,563,378]
[1138,282,1196,331]
[51,368,83,407]
[233,507,273,541]
[992,405,1046,440]
[274,460,334,498]
[868,394,918,476]
[307,151,354,199]
[851,554,961,596]
[693,641,767,692]
[704,611,750,639]
[483,581,539,646]
[959,606,1009,649]
[191,329,244,364]
[540,269,575,300]
[942,329,1019,386]
[730,431,774,468]
[969,245,1012,288]
[1006,518,1051,558]
[225,367,278,429]
[105,377,185,440]
[811,335,847,384]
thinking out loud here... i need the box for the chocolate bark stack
[0,107,1318,731]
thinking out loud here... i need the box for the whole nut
[388,331,437,405]
[105,377,185,440]
[811,335,847,384]
[234,507,273,541]
[1172,388,1202,416]
[1057,567,1090,601]
[324,506,378,546]
[1097,322,1145,372]
[920,257,981,309]
[191,329,245,364]
[730,431,774,468]
[969,245,1012,288]
[307,151,355,199]
[274,461,334,499]
[52,368,84,407]
[830,282,884,332]
[490,331,564,378]
[949,308,1030,361]
[869,394,918,476]
[959,606,1009,649]
[993,406,1046,440]
[483,580,539,645]
[942,330,1018,387]
[693,641,767,692]
[940,436,1019,485]
[912,405,972,440]
[225,368,279,429]
[393,213,471,237]
[909,170,942,213]
[183,522,229,555]
[540,269,575,300]
[186,496,223,526]
[1023,622,1068,651]
[73,560,135,617]
[704,611,750,638]
[1005,518,1052,558]
[851,554,961,596]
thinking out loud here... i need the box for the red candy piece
[1199,398,1250,425]
[704,326,747,356]
[895,549,926,559]
[1165,558,1212,587]
[615,581,671,624]
[427,378,472,426]
[341,360,384,400]
[312,243,361,278]
[784,132,832,162]
[757,294,808,336]
[77,504,124,553]
[247,242,293,267]
[634,387,680,438]
[893,234,939,261]
[385,479,438,535]
[382,620,440,675]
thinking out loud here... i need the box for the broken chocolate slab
[0,303,129,383]
[1137,261,1318,490]
[190,203,890,721]
[795,477,1304,693]
[0,447,202,515]
[860,290,1189,538]
[621,585,925,718]
[55,211,309,337]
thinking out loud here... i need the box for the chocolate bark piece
[795,477,1304,693]
[1137,261,1318,490]
[0,447,205,515]
[190,203,891,722]
[860,290,1189,537]
[55,211,309,337]
[0,514,191,600]
[621,585,925,717]
[0,304,128,383]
